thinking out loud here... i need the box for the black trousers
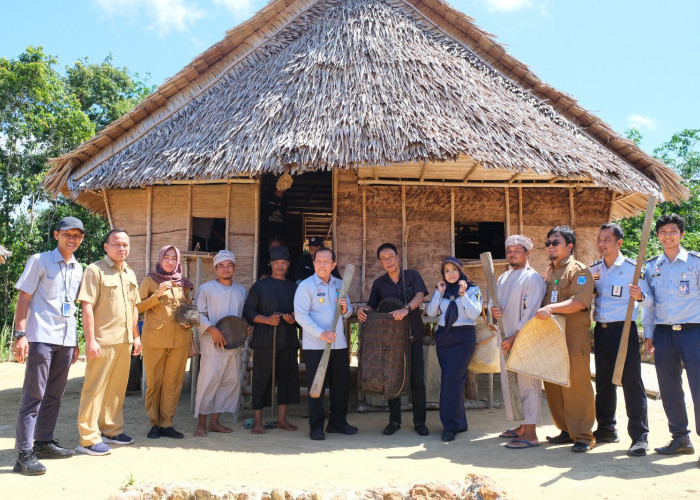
[388,338,427,424]
[594,322,649,441]
[251,347,300,410]
[303,348,350,431]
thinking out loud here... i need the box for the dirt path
[0,361,697,499]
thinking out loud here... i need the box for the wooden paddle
[612,195,656,386]
[480,252,524,421]
[309,264,355,399]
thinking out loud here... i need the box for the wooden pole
[361,185,367,299]
[612,195,657,386]
[186,185,193,250]
[401,185,407,269]
[190,256,203,412]
[332,171,338,252]
[102,189,114,229]
[608,191,617,222]
[145,187,153,274]
[569,188,575,228]
[450,188,455,256]
[253,178,260,280]
[518,186,523,235]
[480,252,524,420]
[505,187,511,236]
[225,183,232,250]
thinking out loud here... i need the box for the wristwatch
[405,304,412,313]
[13,330,26,339]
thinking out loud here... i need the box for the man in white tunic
[491,235,546,449]
[193,250,247,437]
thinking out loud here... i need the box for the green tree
[618,128,700,258]
[66,53,154,131]
[0,46,152,329]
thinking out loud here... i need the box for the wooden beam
[357,179,602,189]
[608,191,617,221]
[569,187,575,228]
[505,187,511,236]
[253,179,260,280]
[518,186,524,234]
[450,188,455,256]
[361,185,367,299]
[145,186,153,274]
[402,185,407,269]
[332,170,338,252]
[102,189,114,229]
[507,172,521,183]
[225,183,232,250]
[185,185,193,251]
[419,162,427,181]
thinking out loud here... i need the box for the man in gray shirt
[12,217,85,475]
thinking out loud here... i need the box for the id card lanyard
[59,261,73,317]
[550,279,559,303]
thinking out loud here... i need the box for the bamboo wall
[105,183,257,290]
[336,171,612,303]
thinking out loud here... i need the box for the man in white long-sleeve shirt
[491,235,546,449]
[193,250,247,437]
[294,247,354,441]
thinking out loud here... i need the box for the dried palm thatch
[44,0,687,208]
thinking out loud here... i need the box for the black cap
[56,217,84,233]
[269,246,290,262]
[308,236,324,247]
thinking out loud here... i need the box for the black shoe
[546,431,574,444]
[383,421,401,435]
[414,423,430,436]
[572,441,592,453]
[326,423,358,435]
[655,437,694,455]
[310,429,326,441]
[147,425,161,439]
[593,427,620,444]
[441,430,456,442]
[13,450,46,476]
[160,427,184,439]
[33,440,75,459]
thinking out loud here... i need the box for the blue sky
[2,0,698,154]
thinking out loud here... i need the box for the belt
[597,321,625,329]
[657,323,700,332]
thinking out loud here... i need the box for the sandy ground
[0,360,698,500]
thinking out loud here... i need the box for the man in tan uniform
[76,229,141,456]
[535,225,596,453]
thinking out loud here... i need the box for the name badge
[611,285,623,298]
[62,301,71,317]
[550,290,558,303]
[680,280,689,295]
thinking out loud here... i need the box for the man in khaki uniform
[76,229,141,456]
[535,225,596,453]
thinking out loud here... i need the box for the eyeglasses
[544,240,562,247]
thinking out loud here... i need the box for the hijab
[441,257,473,333]
[148,245,193,289]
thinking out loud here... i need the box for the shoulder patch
[591,259,602,267]
[645,255,658,263]
[689,251,700,258]
[576,275,588,286]
[624,257,636,266]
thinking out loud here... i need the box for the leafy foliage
[618,129,700,259]
[0,46,151,328]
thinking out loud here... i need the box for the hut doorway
[258,171,334,279]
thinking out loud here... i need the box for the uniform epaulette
[645,255,658,263]
[623,257,636,266]
[688,250,700,258]
[591,259,602,267]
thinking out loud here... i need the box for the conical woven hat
[506,314,570,387]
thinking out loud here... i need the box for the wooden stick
[145,186,153,274]
[480,252,524,420]
[450,188,455,256]
[309,264,355,399]
[504,187,511,236]
[102,189,114,229]
[361,185,367,299]
[612,195,657,386]
[518,186,523,235]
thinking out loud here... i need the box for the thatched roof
[44,0,687,214]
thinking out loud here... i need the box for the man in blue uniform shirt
[590,223,649,456]
[641,213,700,464]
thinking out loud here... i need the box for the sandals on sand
[505,438,540,449]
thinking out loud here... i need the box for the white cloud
[485,0,533,12]
[92,0,205,37]
[213,0,255,16]
[627,114,657,132]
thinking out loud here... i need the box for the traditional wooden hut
[45,0,687,299]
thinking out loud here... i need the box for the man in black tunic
[244,246,300,434]
[295,237,340,283]
[357,243,429,437]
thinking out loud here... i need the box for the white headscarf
[504,235,533,251]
